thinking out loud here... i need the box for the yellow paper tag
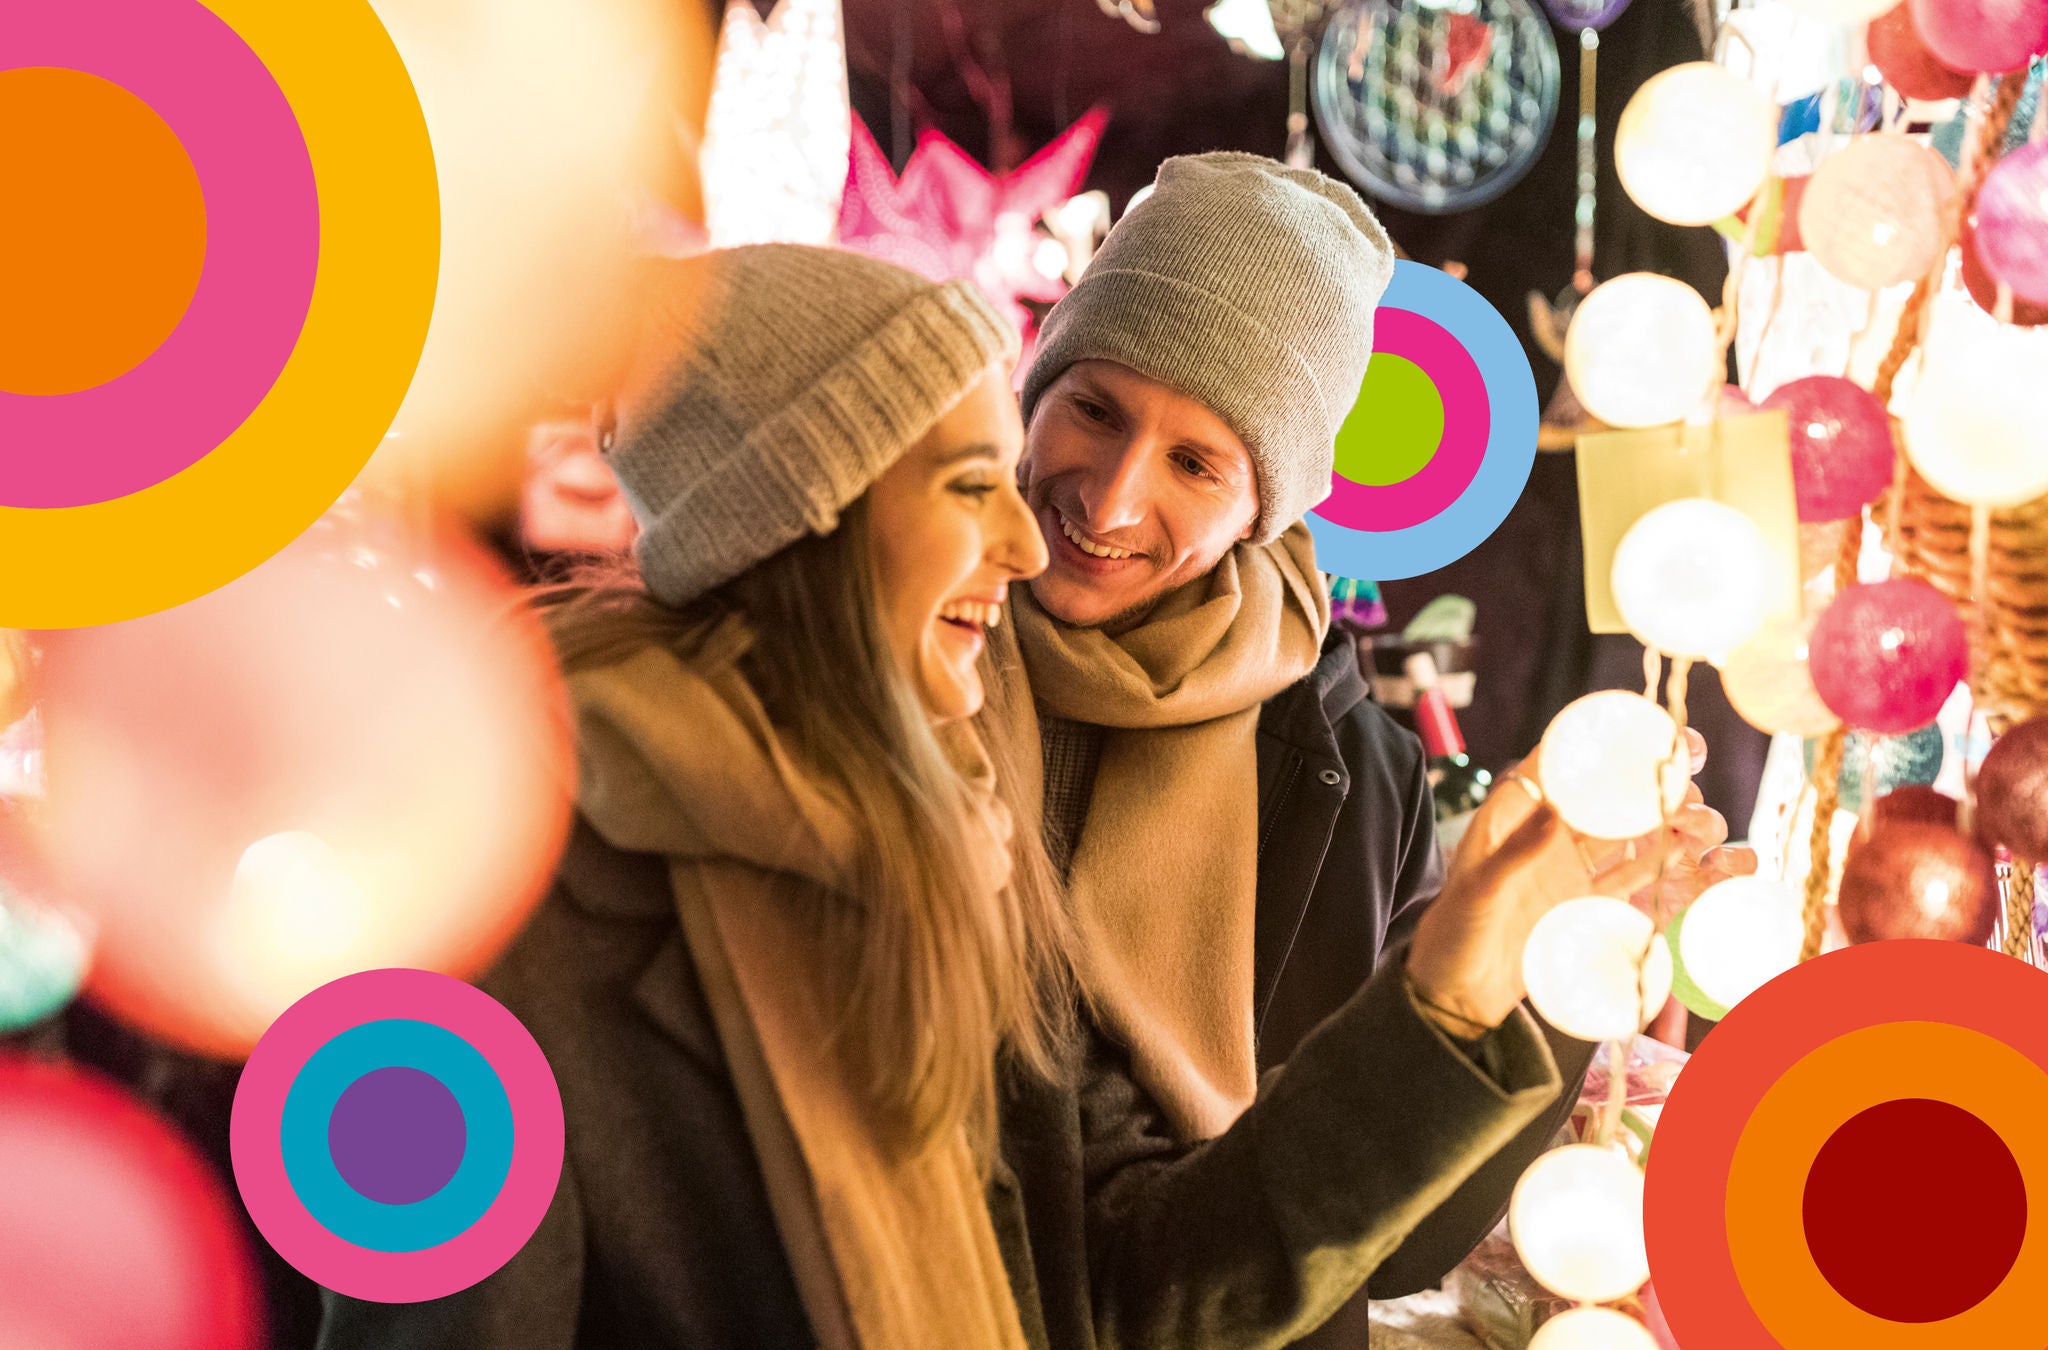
[1577,410,1802,636]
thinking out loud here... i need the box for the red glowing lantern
[1906,0,2048,73]
[1809,578,1969,735]
[1973,142,2048,310]
[1962,220,2048,327]
[1760,375,1897,523]
[1871,784,1962,831]
[1868,4,1976,100]
[1838,819,2000,945]
[1976,715,2048,860]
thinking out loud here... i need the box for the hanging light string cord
[1595,648,1694,1153]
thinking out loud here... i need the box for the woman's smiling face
[865,365,1049,722]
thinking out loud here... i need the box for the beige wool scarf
[1011,523,1330,1139]
[568,616,1031,1350]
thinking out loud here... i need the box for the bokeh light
[1610,498,1774,660]
[0,810,90,1036]
[0,631,29,731]
[1539,691,1693,840]
[1511,1144,1651,1303]
[1564,274,1722,429]
[0,1056,264,1350]
[357,0,710,522]
[35,504,573,1058]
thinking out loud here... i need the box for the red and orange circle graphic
[1647,939,2048,1347]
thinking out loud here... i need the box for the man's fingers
[1672,802,1730,853]
[1685,726,1708,776]
[1587,849,1666,902]
[1699,844,1760,881]
[1495,801,1567,869]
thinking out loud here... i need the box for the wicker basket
[1879,460,2048,727]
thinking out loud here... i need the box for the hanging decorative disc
[1313,0,1562,214]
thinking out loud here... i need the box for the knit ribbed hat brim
[611,246,1019,609]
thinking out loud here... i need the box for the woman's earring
[596,400,618,454]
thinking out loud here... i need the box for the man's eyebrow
[1065,375,1125,418]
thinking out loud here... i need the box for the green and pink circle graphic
[230,968,563,1303]
[1309,261,1538,580]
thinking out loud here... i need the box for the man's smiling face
[1020,360,1260,629]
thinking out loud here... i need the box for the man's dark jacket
[1249,628,1600,1347]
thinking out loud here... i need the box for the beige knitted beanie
[1021,152,1395,543]
[611,244,1019,608]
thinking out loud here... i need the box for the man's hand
[1405,728,1757,1037]
[1618,728,1759,920]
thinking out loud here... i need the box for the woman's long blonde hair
[539,501,1073,1159]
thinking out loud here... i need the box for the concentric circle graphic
[1307,260,1538,581]
[231,969,564,1304]
[1647,940,2048,1347]
[0,0,438,628]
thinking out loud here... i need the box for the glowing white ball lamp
[1539,691,1693,841]
[1529,1307,1662,1350]
[1903,326,2048,509]
[1523,896,1675,1043]
[1611,498,1774,661]
[1564,274,1722,429]
[1679,875,1804,1012]
[1510,1144,1651,1304]
[1615,62,1778,227]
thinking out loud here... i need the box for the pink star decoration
[837,106,1110,361]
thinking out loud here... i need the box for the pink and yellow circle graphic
[231,968,564,1303]
[1,0,438,628]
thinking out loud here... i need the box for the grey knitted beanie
[1021,152,1396,543]
[611,244,1019,608]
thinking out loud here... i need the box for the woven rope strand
[2007,860,2038,962]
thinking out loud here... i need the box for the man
[1007,152,1749,1344]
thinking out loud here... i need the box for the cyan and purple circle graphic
[332,1068,467,1205]
[1308,260,1538,581]
[231,968,563,1303]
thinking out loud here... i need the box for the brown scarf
[569,615,1031,1350]
[1011,523,1329,1139]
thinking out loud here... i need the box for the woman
[320,243,1074,1350]
[319,244,1656,1350]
